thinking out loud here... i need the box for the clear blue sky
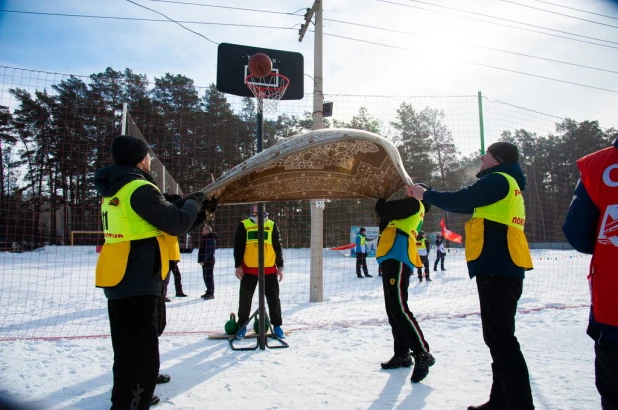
[1,0,617,129]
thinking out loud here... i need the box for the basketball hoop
[245,73,290,114]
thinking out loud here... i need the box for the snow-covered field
[0,248,599,409]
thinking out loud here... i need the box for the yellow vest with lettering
[242,218,276,268]
[95,179,170,287]
[465,172,533,270]
[416,238,427,250]
[376,202,424,268]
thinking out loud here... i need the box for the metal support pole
[256,109,266,350]
[309,0,324,303]
[121,102,128,135]
[478,91,486,155]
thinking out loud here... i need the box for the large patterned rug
[202,128,412,204]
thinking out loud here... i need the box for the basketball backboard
[216,43,304,100]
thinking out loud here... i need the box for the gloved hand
[184,191,206,205]
[202,197,218,213]
[163,193,182,203]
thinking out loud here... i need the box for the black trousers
[356,252,369,276]
[163,261,184,296]
[434,251,445,270]
[476,275,534,410]
[202,256,215,296]
[595,336,618,410]
[381,259,430,356]
[108,295,160,410]
[237,273,282,328]
[417,255,430,278]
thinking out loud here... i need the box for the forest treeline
[0,67,616,249]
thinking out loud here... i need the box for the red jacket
[578,146,618,329]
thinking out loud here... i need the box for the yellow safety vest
[376,202,424,268]
[95,179,170,287]
[416,238,427,250]
[465,172,533,270]
[356,234,366,246]
[242,218,276,268]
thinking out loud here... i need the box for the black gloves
[163,193,182,203]
[202,198,218,213]
[185,191,206,205]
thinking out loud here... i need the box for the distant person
[162,235,187,300]
[94,134,206,409]
[198,225,217,300]
[355,227,372,278]
[408,141,534,410]
[234,204,285,339]
[434,232,447,271]
[563,137,618,410]
[375,192,435,384]
[415,231,431,282]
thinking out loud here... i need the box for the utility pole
[299,0,324,303]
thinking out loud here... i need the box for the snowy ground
[0,249,600,409]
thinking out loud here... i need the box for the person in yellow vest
[415,231,431,282]
[375,192,436,384]
[408,141,534,410]
[94,135,206,409]
[234,204,285,339]
[162,236,187,301]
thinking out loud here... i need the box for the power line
[533,0,618,21]
[379,0,618,45]
[323,32,618,93]
[0,9,296,30]
[143,0,305,16]
[2,7,616,92]
[325,18,618,74]
[501,0,618,29]
[126,0,218,44]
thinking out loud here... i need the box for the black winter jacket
[423,162,529,279]
[94,164,201,300]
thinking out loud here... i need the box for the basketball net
[245,73,290,114]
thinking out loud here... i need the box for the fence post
[477,91,485,154]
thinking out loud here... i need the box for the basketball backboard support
[216,43,304,100]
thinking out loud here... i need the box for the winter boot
[410,352,435,383]
[150,395,160,406]
[273,326,286,339]
[156,374,171,384]
[381,354,413,369]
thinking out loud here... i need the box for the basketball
[248,53,273,79]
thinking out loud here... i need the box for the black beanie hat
[487,142,519,164]
[111,135,150,166]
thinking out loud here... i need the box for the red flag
[440,218,463,244]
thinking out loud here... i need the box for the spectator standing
[355,227,372,278]
[416,231,431,282]
[198,225,217,300]
[434,233,447,271]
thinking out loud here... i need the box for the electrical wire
[0,9,296,30]
[143,0,305,16]
[323,32,618,93]
[126,0,218,44]
[501,0,618,29]
[2,6,616,92]
[378,0,618,45]
[324,18,618,74]
[533,0,618,21]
